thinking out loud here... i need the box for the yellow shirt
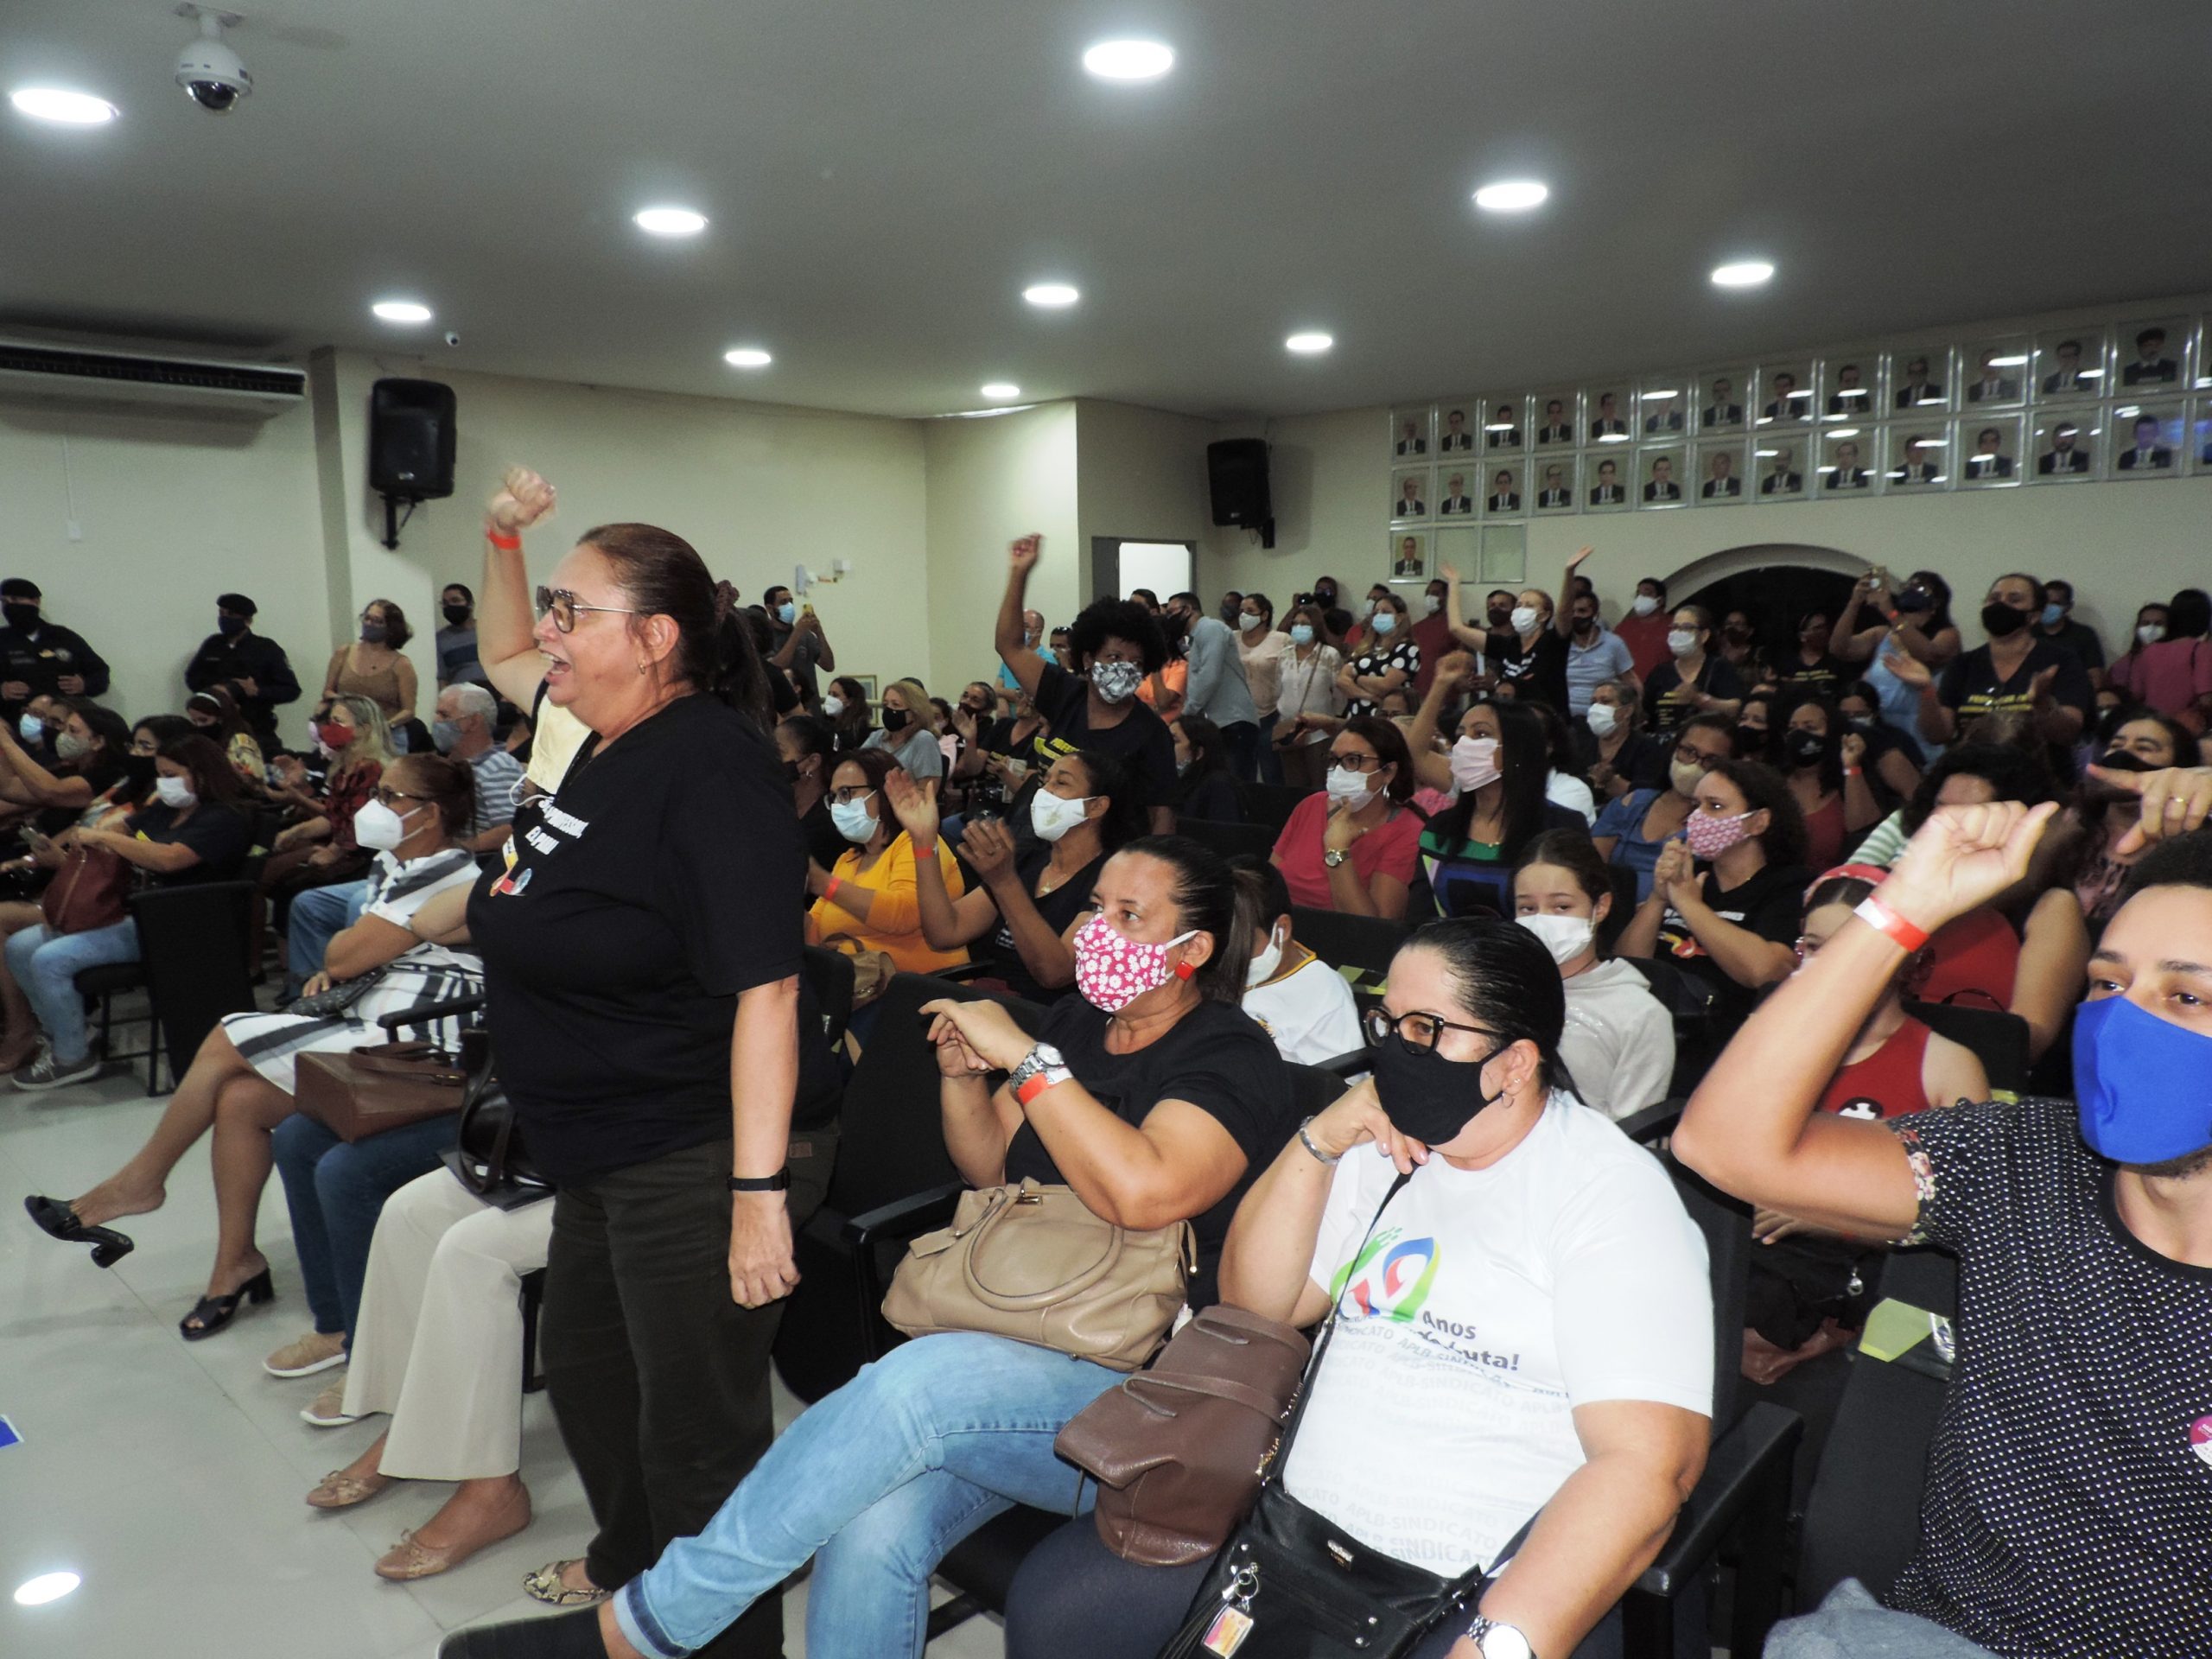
[809,831,971,975]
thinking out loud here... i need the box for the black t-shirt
[1572,728,1669,794]
[1173,769,1243,823]
[1885,1101,2212,1658]
[123,801,251,885]
[1938,639,2093,728]
[2033,618,2106,674]
[1032,662,1178,817]
[1642,655,1745,728]
[1773,652,1847,693]
[1005,995,1296,1310]
[466,693,821,1185]
[1653,859,1807,1021]
[799,797,849,883]
[1491,631,1569,710]
[982,846,1102,1003]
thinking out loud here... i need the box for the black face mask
[442,604,471,626]
[1485,607,1513,629]
[881,707,911,734]
[1893,587,1933,614]
[1370,1030,1511,1145]
[783,759,806,785]
[1736,725,1769,757]
[1980,601,2028,639]
[1314,587,1338,608]
[1783,728,1830,769]
[2,603,40,632]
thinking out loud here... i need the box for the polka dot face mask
[1071,913,1198,1014]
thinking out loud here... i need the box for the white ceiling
[5,0,2210,421]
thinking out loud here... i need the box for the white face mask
[830,797,879,843]
[1449,734,1502,792]
[1517,912,1595,967]
[1510,605,1540,634]
[2137,624,2165,645]
[1236,612,1263,632]
[352,798,423,851]
[1245,924,1287,988]
[1631,594,1662,616]
[154,774,196,808]
[1667,628,1699,658]
[1361,596,1379,616]
[1586,702,1619,738]
[1325,766,1379,809]
[821,696,845,718]
[1423,594,1442,615]
[1029,789,1092,842]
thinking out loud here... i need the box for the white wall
[1073,399,1215,601]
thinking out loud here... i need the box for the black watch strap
[727,1171,791,1192]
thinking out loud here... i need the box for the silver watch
[1322,847,1351,868]
[1463,1616,1535,1659]
[1007,1042,1068,1095]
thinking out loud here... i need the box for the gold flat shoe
[373,1492,531,1581]
[306,1470,391,1510]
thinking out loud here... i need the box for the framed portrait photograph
[2190,399,2212,472]
[1887,346,1952,412]
[1435,467,1478,517]
[2111,401,2183,476]
[1430,524,1479,582]
[1754,435,1808,498]
[1821,359,1880,423]
[1887,428,1952,490]
[1637,445,1688,508]
[1815,428,1878,496]
[1637,378,1691,438]
[1531,388,1580,448]
[1530,457,1578,513]
[1957,416,2025,487]
[1695,367,1752,433]
[1480,461,1526,518]
[1436,402,1481,455]
[1583,451,1631,512]
[2031,329,2109,401]
[1482,395,1529,451]
[1479,523,1528,586]
[2116,318,2190,391]
[1961,338,2031,410]
[1692,438,1749,502]
[1391,407,1434,458]
[2029,411,2100,483]
[1754,361,1816,427]
[1390,530,1430,580]
[1585,386,1633,446]
[1391,468,1432,521]
[848,673,880,705]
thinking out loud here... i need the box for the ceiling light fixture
[1639,388,1680,401]
[9,87,119,125]
[371,300,433,325]
[1472,180,1548,213]
[723,347,772,369]
[1710,260,1776,289]
[1022,283,1080,308]
[980,382,1022,399]
[1988,353,2029,367]
[14,1573,80,1607]
[1284,332,1333,355]
[1082,39,1174,81]
[635,207,708,237]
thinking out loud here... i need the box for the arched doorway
[1669,543,1869,675]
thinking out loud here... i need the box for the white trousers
[341,1168,553,1481]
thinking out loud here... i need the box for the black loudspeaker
[1207,438,1271,530]
[369,378,457,500]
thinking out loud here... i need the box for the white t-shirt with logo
[1282,1095,1713,1573]
[1242,950,1363,1067]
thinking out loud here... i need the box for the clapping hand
[1652,837,1698,906]
[487,467,557,536]
[1881,645,1933,690]
[957,815,1019,884]
[880,769,942,849]
[919,996,1034,1073]
[2085,764,2212,855]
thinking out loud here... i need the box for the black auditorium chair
[1236,781,1310,833]
[76,879,257,1095]
[1173,817,1277,862]
[1904,1001,2030,1098]
[1624,955,1723,1100]
[1291,906,1409,983]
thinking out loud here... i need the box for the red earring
[1173,960,1196,981]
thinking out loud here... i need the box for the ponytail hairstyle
[1114,834,1253,1004]
[1064,748,1147,853]
[389,752,478,839]
[1399,915,1573,1096]
[581,524,772,725]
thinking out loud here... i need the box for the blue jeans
[270,1111,458,1342]
[1255,712,1284,784]
[615,1332,1122,1659]
[6,918,138,1065]
[1764,1580,1999,1657]
[283,880,370,997]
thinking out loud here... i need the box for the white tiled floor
[0,1059,1004,1659]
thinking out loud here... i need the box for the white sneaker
[11,1049,99,1091]
[301,1381,359,1427]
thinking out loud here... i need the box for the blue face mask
[1289,624,1314,646]
[431,719,463,754]
[2073,995,2212,1166]
[2040,602,2065,629]
[776,602,797,626]
[1370,612,1397,635]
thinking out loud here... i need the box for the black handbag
[1157,1173,1538,1659]
[439,1032,553,1211]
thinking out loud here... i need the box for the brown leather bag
[1053,1306,1313,1565]
[293,1040,468,1143]
[39,844,132,935]
[880,1178,1193,1372]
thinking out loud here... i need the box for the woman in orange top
[804,747,969,974]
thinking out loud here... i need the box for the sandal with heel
[23,1194,136,1268]
[179,1268,276,1340]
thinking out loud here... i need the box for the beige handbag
[880,1178,1195,1372]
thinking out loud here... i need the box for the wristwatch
[1322,847,1351,868]
[1463,1616,1535,1659]
[1008,1042,1073,1106]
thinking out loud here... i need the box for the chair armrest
[1313,1048,1370,1079]
[378,993,488,1034]
[1616,1098,1685,1147]
[842,1183,966,1251]
[1633,1401,1804,1595]
[934,961,993,983]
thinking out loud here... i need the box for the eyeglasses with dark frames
[1363,1006,1495,1052]
[535,587,645,634]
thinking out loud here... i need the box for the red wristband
[485,527,522,551]
[824,876,842,906]
[1855,894,1928,952]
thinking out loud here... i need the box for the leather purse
[39,844,131,936]
[294,1040,468,1144]
[1054,1305,1312,1565]
[880,1177,1194,1372]
[442,1044,553,1211]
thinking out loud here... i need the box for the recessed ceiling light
[1711,260,1776,289]
[1472,180,1548,213]
[371,300,433,325]
[1022,283,1081,308]
[634,207,708,237]
[14,1573,80,1607]
[980,382,1022,399]
[1082,39,1174,81]
[10,87,119,125]
[723,347,772,369]
[1284,332,1333,355]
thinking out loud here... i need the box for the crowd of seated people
[10,504,2212,1659]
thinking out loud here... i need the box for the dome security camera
[175,6,251,114]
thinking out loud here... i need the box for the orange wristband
[1855,894,1928,952]
[824,876,842,906]
[486,527,522,551]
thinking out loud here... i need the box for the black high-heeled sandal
[178,1268,275,1341]
[23,1195,136,1268]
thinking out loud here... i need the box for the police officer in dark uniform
[184,592,302,746]
[0,579,109,727]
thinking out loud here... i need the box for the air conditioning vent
[0,338,306,416]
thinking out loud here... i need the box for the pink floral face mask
[1071,913,1198,1013]
[1685,807,1755,861]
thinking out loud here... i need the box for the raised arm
[480,467,561,711]
[0,728,94,809]
[1440,563,1488,651]
[884,772,998,950]
[1554,546,1592,639]
[960,818,1077,990]
[995,536,1047,698]
[1404,651,1469,793]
